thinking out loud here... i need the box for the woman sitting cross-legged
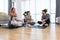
[38,9,50,26]
[9,8,24,27]
[11,17,24,27]
[23,11,35,26]
[24,11,32,23]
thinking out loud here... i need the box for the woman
[38,9,50,26]
[24,11,35,26]
[24,11,32,23]
[10,8,17,20]
[9,8,23,27]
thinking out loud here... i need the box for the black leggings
[38,21,50,25]
[38,21,42,24]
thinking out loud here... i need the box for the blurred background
[0,0,56,23]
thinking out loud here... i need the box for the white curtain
[0,0,8,14]
[20,0,56,23]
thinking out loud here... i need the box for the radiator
[56,17,60,24]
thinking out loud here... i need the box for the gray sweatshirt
[42,14,50,21]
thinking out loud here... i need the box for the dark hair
[11,8,15,12]
[23,11,30,16]
[11,8,15,10]
[42,10,47,13]
[23,11,27,16]
[26,11,30,15]
[24,11,27,13]
[42,9,48,13]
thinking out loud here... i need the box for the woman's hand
[10,13,17,17]
[42,19,46,25]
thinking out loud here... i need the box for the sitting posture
[24,11,32,23]
[38,9,50,26]
[11,17,24,26]
[23,11,35,26]
[9,8,23,27]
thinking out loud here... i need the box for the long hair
[11,8,16,13]
[10,8,17,17]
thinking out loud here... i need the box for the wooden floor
[0,24,60,40]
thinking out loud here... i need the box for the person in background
[24,11,32,23]
[38,9,50,26]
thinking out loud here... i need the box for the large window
[21,0,56,23]
[0,0,8,14]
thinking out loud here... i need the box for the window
[51,0,56,13]
[0,0,8,14]
[21,0,56,23]
[50,0,56,23]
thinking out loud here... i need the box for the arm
[9,13,17,17]
[42,14,50,25]
[45,14,50,21]
[24,16,27,19]
[30,15,32,20]
[42,14,50,21]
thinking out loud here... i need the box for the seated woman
[38,9,50,26]
[11,17,24,26]
[9,8,23,27]
[24,11,35,25]
[24,11,32,23]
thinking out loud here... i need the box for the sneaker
[40,24,43,26]
[45,24,48,26]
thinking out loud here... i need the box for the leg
[38,21,42,24]
[24,19,27,22]
[42,21,46,26]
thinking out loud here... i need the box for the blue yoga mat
[32,25,48,29]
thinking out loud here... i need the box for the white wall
[0,0,8,14]
[15,0,22,19]
[15,0,29,20]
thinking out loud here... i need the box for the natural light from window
[0,0,8,14]
[21,0,56,23]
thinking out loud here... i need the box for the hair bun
[23,11,27,16]
[44,9,48,12]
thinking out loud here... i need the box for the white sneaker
[45,24,48,26]
[40,24,43,26]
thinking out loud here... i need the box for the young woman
[9,8,23,27]
[38,9,50,26]
[24,11,32,23]
[10,8,17,20]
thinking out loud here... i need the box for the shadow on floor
[0,25,49,29]
[31,25,49,29]
[1,25,24,29]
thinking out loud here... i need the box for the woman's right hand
[10,13,17,17]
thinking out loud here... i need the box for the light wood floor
[0,24,60,40]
